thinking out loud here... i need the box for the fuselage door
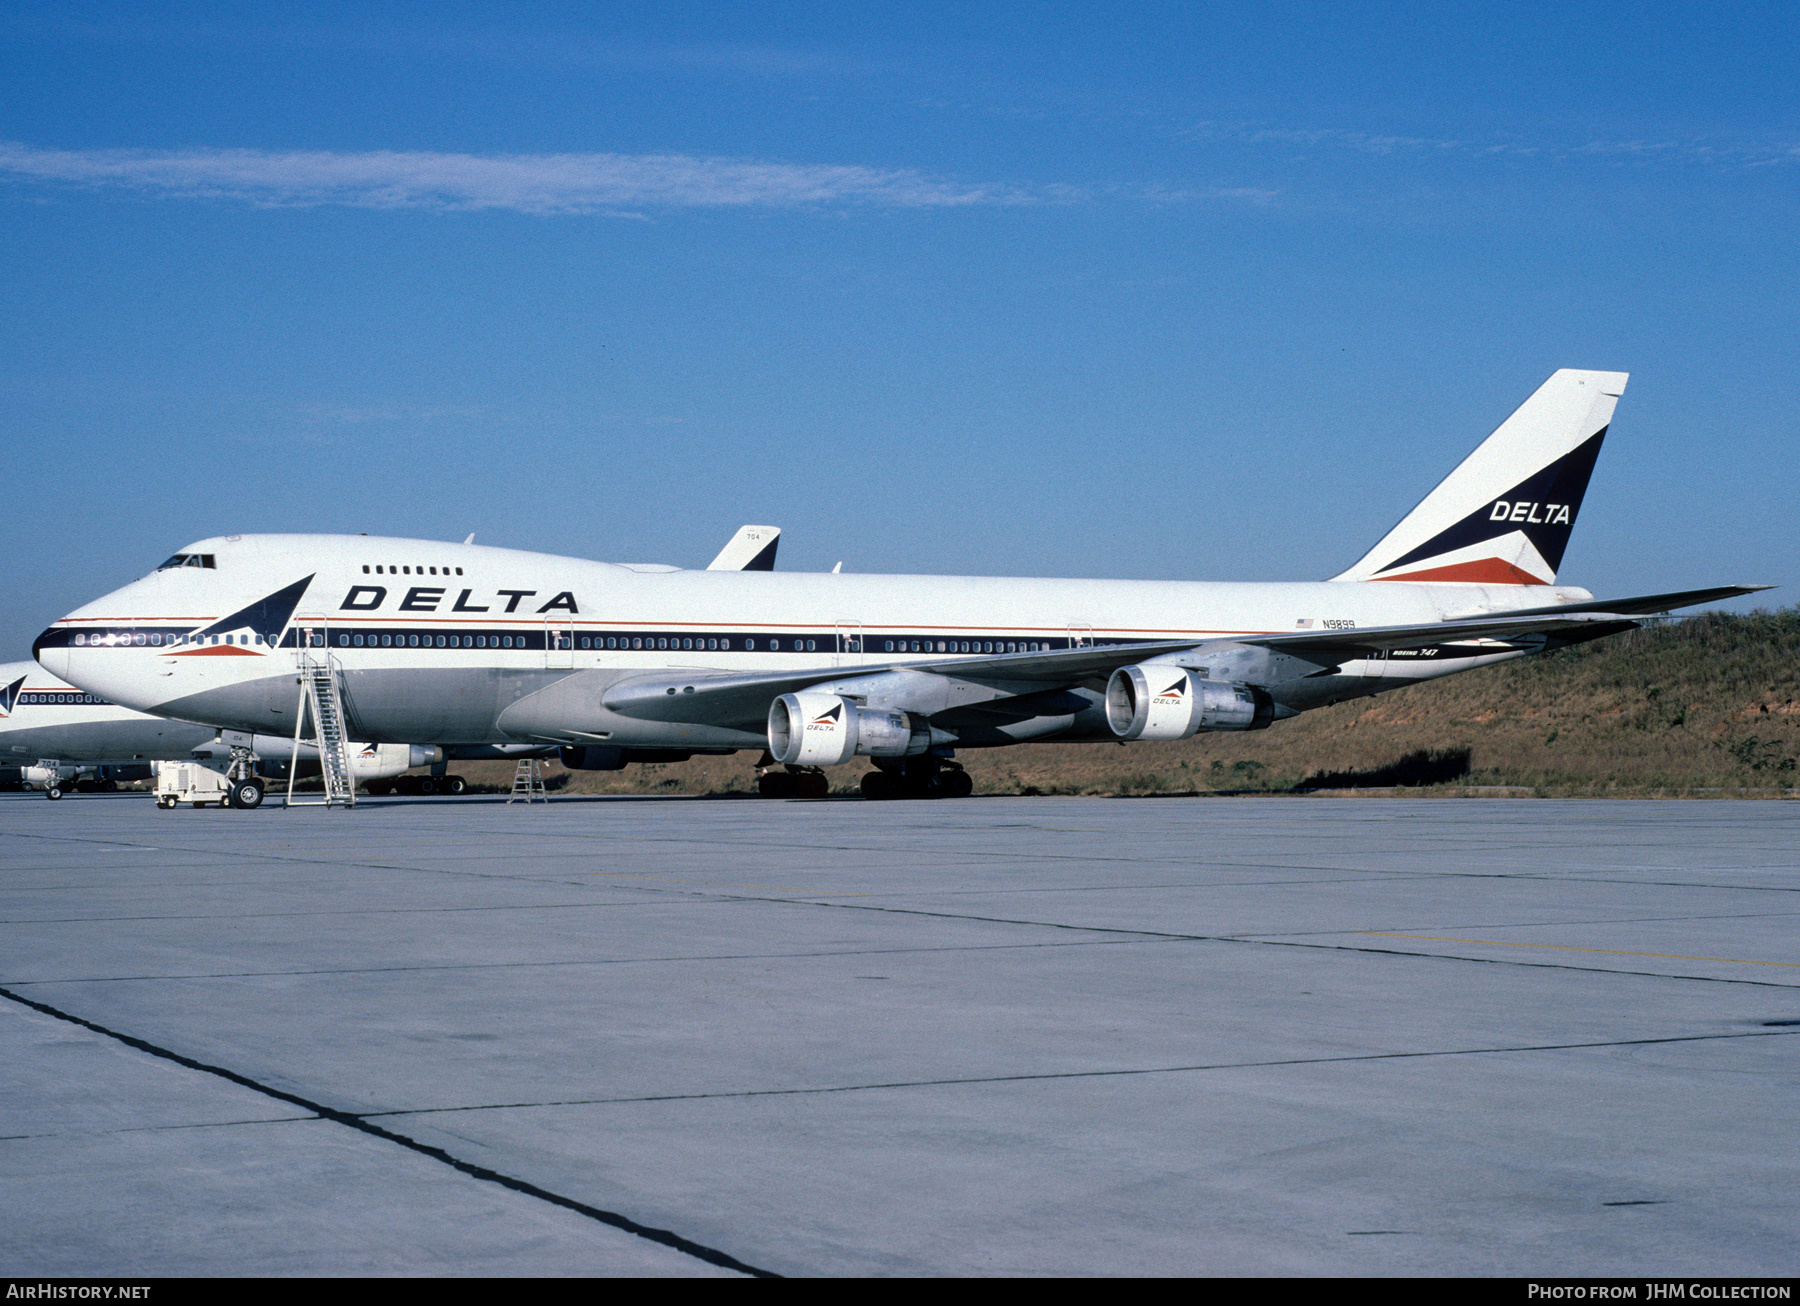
[545,615,575,670]
[293,613,330,666]
[834,619,863,668]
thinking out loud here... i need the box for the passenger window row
[72,631,265,647]
[317,632,1074,653]
[339,633,528,649]
[63,628,1084,656]
[885,640,1045,654]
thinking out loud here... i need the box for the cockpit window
[156,554,216,570]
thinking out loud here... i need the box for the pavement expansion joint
[2,934,1156,988]
[4,1115,320,1142]
[0,983,780,1279]
[700,890,1800,989]
[363,1027,1799,1118]
[1356,931,1800,968]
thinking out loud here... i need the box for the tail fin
[1331,369,1627,585]
[706,525,780,571]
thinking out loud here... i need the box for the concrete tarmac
[1,791,1796,1277]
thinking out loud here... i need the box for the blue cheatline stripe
[52,626,1131,655]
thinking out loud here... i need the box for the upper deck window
[156,554,215,571]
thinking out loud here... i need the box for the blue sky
[3,1,1795,653]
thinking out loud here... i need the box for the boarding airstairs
[507,758,548,804]
[286,621,357,809]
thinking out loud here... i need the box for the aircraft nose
[34,627,71,677]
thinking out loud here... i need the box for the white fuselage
[36,533,1591,752]
[0,660,213,776]
[0,658,424,784]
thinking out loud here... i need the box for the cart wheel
[45,786,62,801]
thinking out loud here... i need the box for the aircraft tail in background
[707,525,780,572]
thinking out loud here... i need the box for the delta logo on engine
[1152,676,1188,703]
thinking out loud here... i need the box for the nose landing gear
[223,743,265,808]
[227,777,266,809]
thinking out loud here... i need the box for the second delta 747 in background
[34,369,1767,800]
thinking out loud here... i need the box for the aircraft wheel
[793,772,830,799]
[445,775,466,794]
[45,786,62,801]
[860,771,897,800]
[416,776,438,796]
[940,769,974,799]
[758,771,795,799]
[230,779,265,810]
[900,772,940,799]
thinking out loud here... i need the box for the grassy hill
[446,608,1800,799]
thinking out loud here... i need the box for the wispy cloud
[0,142,1038,214]
[1182,121,1800,169]
[299,402,491,425]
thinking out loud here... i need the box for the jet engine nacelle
[353,744,436,780]
[768,692,932,766]
[1105,665,1263,740]
[22,762,78,788]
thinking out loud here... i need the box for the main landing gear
[758,766,831,799]
[859,757,972,801]
[753,756,975,801]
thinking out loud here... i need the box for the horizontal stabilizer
[1242,611,1639,656]
[1447,584,1774,620]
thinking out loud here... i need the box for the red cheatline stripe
[1373,558,1548,585]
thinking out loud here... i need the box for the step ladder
[286,647,357,809]
[507,758,548,804]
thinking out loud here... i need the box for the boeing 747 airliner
[34,371,1766,799]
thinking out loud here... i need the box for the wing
[600,639,1210,728]
[599,584,1769,729]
